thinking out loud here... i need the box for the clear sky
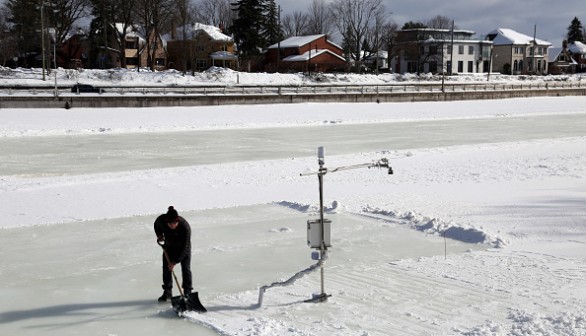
[278,0,583,46]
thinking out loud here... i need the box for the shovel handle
[158,240,185,298]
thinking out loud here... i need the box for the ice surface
[1,90,585,335]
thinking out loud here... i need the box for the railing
[0,81,583,97]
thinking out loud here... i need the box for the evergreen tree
[567,17,584,43]
[401,21,427,30]
[264,0,282,46]
[231,0,267,59]
[5,0,41,64]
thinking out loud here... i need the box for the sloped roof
[192,23,232,42]
[569,41,586,53]
[548,47,577,64]
[548,47,562,63]
[268,35,342,50]
[210,51,238,60]
[165,23,232,42]
[487,28,551,46]
[282,49,345,62]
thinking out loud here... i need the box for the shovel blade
[171,292,207,314]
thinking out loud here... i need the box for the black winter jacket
[154,215,191,263]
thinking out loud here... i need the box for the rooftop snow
[488,28,551,46]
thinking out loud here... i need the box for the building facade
[265,35,346,72]
[485,28,551,75]
[394,28,492,75]
[166,23,237,72]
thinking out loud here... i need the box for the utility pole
[40,2,46,81]
[449,20,454,75]
[277,5,281,72]
[531,25,537,75]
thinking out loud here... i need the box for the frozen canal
[1,107,585,335]
[1,113,585,176]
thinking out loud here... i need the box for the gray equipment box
[307,219,331,248]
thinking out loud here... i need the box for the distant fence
[0,81,584,108]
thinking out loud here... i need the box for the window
[458,45,464,54]
[428,61,437,73]
[429,46,438,55]
[457,61,463,72]
[468,46,474,55]
[125,40,138,49]
[513,60,518,72]
[537,60,542,72]
[447,46,452,55]
[196,59,207,69]
[407,61,417,73]
[468,61,473,72]
[126,57,138,65]
[519,60,524,71]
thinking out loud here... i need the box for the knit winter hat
[166,206,179,222]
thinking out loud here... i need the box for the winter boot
[158,290,172,303]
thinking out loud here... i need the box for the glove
[157,235,165,246]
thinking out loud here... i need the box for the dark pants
[162,252,192,294]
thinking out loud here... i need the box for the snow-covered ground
[0,69,585,335]
[1,66,585,88]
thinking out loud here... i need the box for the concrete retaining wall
[1,88,584,109]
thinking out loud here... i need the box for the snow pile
[1,66,585,87]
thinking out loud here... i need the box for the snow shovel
[158,242,207,314]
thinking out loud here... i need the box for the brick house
[166,23,238,72]
[91,23,167,70]
[568,41,586,72]
[58,28,90,69]
[265,35,346,72]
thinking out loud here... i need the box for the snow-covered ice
[0,69,585,335]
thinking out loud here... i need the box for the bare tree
[169,0,194,73]
[48,0,90,47]
[282,11,307,38]
[426,15,456,29]
[135,0,175,71]
[380,20,399,70]
[196,0,233,28]
[89,0,138,68]
[331,0,387,69]
[305,0,333,36]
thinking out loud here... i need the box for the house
[265,35,346,73]
[58,28,91,69]
[548,40,577,74]
[485,28,551,75]
[363,50,389,72]
[93,23,167,70]
[568,41,586,72]
[394,28,492,75]
[166,23,238,72]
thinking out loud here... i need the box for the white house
[394,28,492,75]
[485,28,551,75]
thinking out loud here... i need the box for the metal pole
[449,20,454,75]
[318,153,326,297]
[54,41,58,97]
[41,2,46,81]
